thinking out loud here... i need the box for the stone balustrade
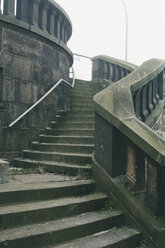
[94,58,165,218]
[1,0,72,46]
[92,55,138,83]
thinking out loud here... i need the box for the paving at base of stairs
[0,80,145,248]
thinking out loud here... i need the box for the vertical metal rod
[121,0,128,61]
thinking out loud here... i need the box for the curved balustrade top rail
[92,55,138,72]
[94,58,165,166]
[0,0,72,57]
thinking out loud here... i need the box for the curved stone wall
[0,0,73,159]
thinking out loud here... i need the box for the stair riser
[71,99,94,104]
[39,136,94,144]
[71,92,97,97]
[0,197,108,230]
[108,234,143,248]
[71,106,94,111]
[51,122,95,129]
[74,84,103,90]
[45,164,91,176]
[32,143,94,154]
[60,111,94,117]
[0,214,125,248]
[23,152,92,165]
[45,129,94,136]
[0,182,96,205]
[53,117,95,123]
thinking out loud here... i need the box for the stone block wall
[0,8,73,159]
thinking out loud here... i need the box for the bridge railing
[92,55,138,83]
[94,58,165,217]
[0,0,72,45]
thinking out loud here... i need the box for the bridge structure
[0,1,164,248]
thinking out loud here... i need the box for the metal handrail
[9,72,75,128]
[73,53,92,60]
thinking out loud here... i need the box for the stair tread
[23,150,92,157]
[0,193,107,214]
[52,226,141,248]
[51,120,95,124]
[50,128,94,131]
[0,210,123,242]
[0,177,94,194]
[14,157,92,169]
[33,142,94,147]
[39,134,94,138]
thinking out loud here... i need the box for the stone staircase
[0,79,144,247]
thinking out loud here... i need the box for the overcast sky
[55,0,165,79]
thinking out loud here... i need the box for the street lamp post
[121,0,128,61]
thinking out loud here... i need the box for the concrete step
[31,142,94,153]
[39,134,94,144]
[0,193,109,229]
[22,150,92,165]
[59,110,95,117]
[0,210,125,248]
[45,128,94,136]
[71,91,98,97]
[71,95,94,101]
[52,226,142,248]
[53,117,95,123]
[14,158,92,176]
[71,104,94,110]
[50,121,95,129]
[0,177,96,205]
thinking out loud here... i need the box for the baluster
[60,18,64,41]
[157,71,164,100]
[29,0,40,27]
[61,21,66,43]
[133,89,142,120]
[49,10,56,35]
[38,1,48,31]
[125,141,145,194]
[106,62,110,79]
[112,64,115,82]
[123,68,127,77]
[141,85,148,121]
[4,0,15,16]
[42,3,48,31]
[114,65,119,81]
[46,8,52,33]
[146,158,165,216]
[55,14,61,40]
[109,63,113,81]
[64,26,68,44]
[146,81,154,114]
[118,66,121,80]
[152,78,158,107]
[17,0,29,22]
[120,67,125,78]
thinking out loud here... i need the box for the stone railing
[94,58,165,218]
[0,0,72,48]
[92,55,138,83]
